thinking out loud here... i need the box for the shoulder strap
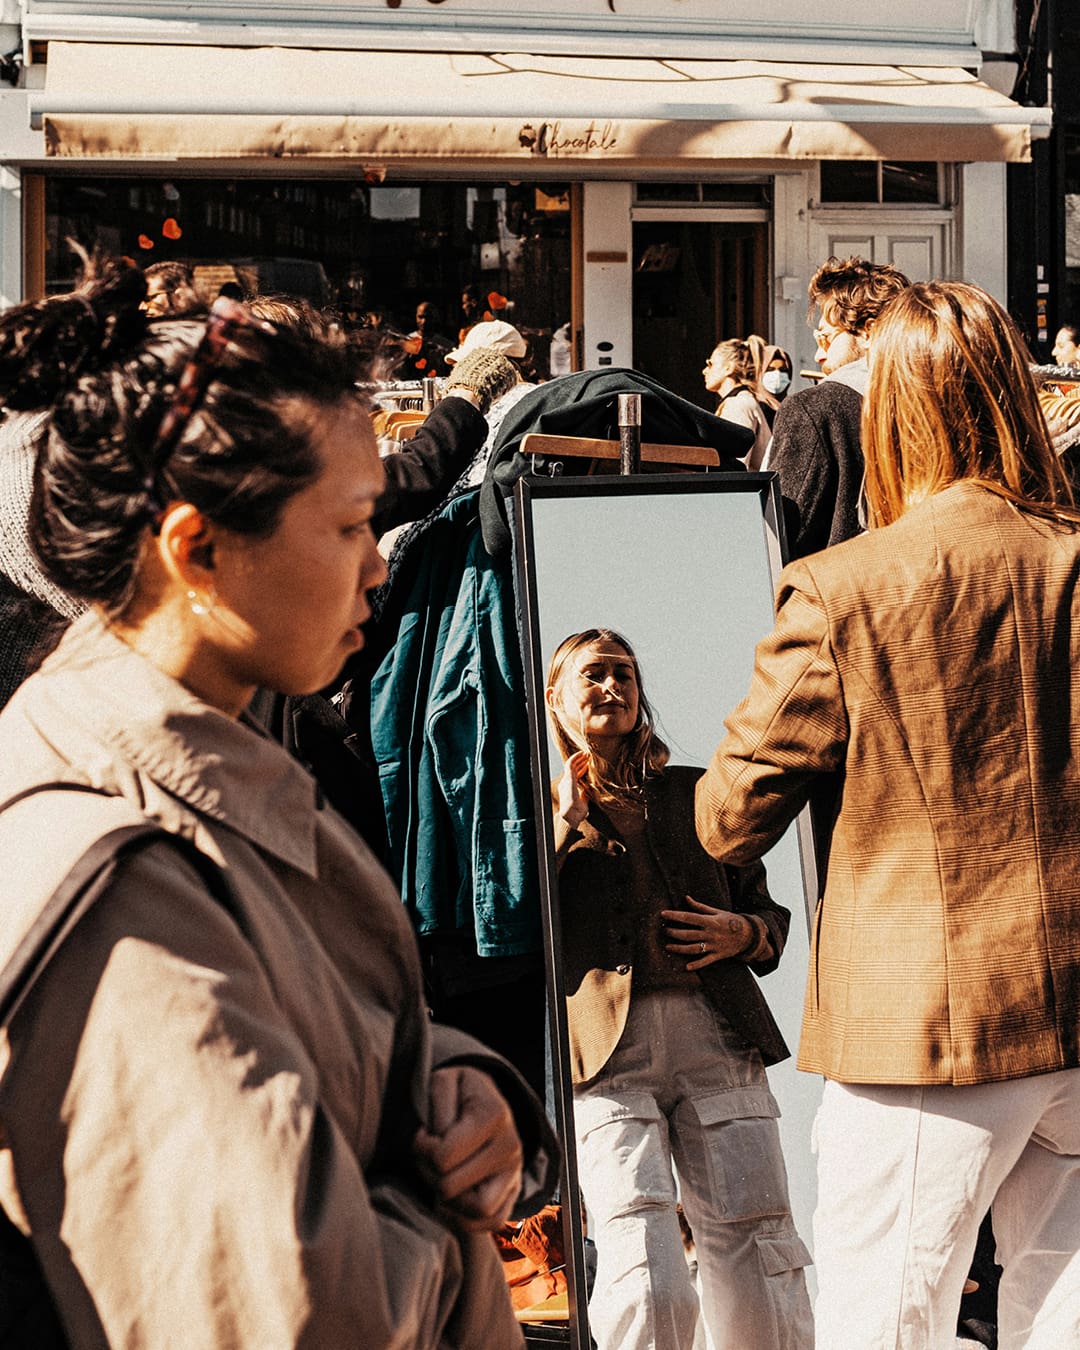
[0,784,244,1029]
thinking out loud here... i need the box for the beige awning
[36,44,1049,166]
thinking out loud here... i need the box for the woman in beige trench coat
[0,253,555,1349]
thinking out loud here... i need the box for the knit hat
[445,319,528,366]
[0,409,84,620]
[443,347,520,416]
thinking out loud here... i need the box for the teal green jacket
[371,489,540,958]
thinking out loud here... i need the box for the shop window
[819,161,941,204]
[42,176,572,380]
[636,182,769,206]
[368,187,422,221]
[1063,129,1080,324]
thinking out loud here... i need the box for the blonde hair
[708,339,756,386]
[862,281,1080,529]
[546,628,669,803]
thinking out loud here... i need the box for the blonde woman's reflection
[546,630,812,1350]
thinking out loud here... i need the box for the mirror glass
[515,474,822,1349]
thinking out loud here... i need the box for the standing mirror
[514,472,822,1349]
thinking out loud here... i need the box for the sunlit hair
[546,628,669,803]
[708,338,756,386]
[808,255,910,334]
[862,280,1080,528]
[746,333,768,382]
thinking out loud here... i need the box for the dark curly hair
[0,250,368,614]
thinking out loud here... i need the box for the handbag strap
[0,782,243,1029]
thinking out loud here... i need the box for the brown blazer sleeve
[696,560,848,866]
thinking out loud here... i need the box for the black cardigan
[768,379,865,559]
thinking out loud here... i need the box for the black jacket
[480,368,753,557]
[768,378,864,559]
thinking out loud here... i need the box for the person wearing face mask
[767,256,909,558]
[753,343,793,428]
[546,629,812,1350]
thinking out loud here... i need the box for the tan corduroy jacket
[0,612,555,1349]
[696,482,1080,1087]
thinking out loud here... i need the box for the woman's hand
[413,1065,524,1232]
[556,750,590,829]
[661,894,758,969]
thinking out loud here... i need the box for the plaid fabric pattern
[696,481,1080,1085]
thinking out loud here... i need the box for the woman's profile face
[1053,327,1080,366]
[208,399,388,702]
[556,640,640,749]
[702,348,731,393]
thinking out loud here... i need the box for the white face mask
[762,369,791,396]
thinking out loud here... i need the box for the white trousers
[573,988,813,1350]
[813,1070,1080,1350]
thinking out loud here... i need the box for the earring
[187,587,216,617]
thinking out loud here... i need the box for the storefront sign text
[518,121,619,157]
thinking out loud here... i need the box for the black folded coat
[479,367,753,556]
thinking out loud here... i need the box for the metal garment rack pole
[618,392,641,474]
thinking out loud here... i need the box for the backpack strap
[0,783,244,1030]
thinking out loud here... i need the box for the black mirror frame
[512,470,820,1348]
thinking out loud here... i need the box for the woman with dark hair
[546,628,811,1350]
[0,253,554,1348]
[697,281,1080,1348]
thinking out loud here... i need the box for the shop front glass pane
[1065,130,1080,329]
[881,161,940,203]
[819,161,877,202]
[43,176,572,379]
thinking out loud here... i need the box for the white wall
[0,165,21,311]
[959,161,1009,302]
[582,181,633,372]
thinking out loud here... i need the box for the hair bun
[0,249,148,410]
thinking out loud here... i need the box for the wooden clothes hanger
[518,432,720,472]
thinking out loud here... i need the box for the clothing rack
[519,433,720,472]
[521,391,720,474]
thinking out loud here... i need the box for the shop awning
[35,44,1049,166]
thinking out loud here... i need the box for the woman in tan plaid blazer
[696,281,1080,1350]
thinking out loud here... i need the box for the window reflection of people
[1052,322,1080,367]
[546,629,813,1350]
[141,259,202,318]
[401,299,451,379]
[696,281,1080,1348]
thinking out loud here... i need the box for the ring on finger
[699,941,706,954]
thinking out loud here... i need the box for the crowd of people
[0,243,1078,1350]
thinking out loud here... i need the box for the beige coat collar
[16,611,321,878]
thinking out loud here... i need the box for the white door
[809,219,952,282]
